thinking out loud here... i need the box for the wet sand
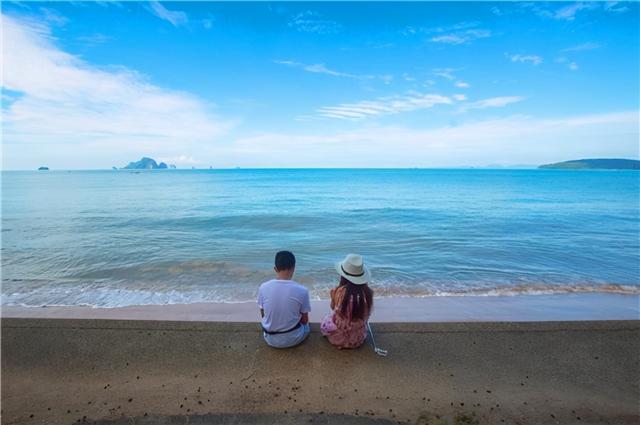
[2,293,639,322]
[2,318,639,425]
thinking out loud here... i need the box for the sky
[1,1,639,169]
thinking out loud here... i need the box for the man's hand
[300,312,309,325]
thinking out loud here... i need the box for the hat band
[341,264,364,277]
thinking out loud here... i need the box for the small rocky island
[38,166,49,171]
[539,158,640,170]
[122,157,174,170]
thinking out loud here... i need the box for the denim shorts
[263,323,310,348]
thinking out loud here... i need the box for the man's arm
[257,286,264,319]
[300,289,311,325]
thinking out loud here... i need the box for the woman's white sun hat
[335,253,371,285]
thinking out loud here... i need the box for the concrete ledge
[2,318,639,425]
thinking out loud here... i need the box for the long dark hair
[339,276,373,321]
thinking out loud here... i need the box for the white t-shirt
[257,279,311,333]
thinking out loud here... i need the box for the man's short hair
[275,251,296,271]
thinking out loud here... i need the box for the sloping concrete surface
[2,319,639,425]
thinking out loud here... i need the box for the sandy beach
[2,295,639,425]
[2,319,638,425]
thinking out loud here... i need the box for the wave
[2,282,638,309]
[371,283,640,298]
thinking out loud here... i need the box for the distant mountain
[123,157,162,169]
[539,158,640,170]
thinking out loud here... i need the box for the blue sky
[2,1,638,169]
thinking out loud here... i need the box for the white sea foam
[2,282,638,308]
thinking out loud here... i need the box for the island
[38,166,49,171]
[122,157,171,170]
[539,158,640,170]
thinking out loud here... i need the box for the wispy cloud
[433,68,457,80]
[604,1,629,13]
[147,1,188,27]
[402,21,479,36]
[508,54,543,66]
[315,93,454,120]
[430,29,491,45]
[275,60,370,79]
[553,2,599,20]
[76,33,112,45]
[275,60,394,84]
[561,42,601,52]
[521,2,621,21]
[39,7,69,26]
[459,96,526,112]
[555,57,580,71]
[158,155,199,166]
[455,81,470,88]
[288,11,341,34]
[1,13,232,167]
[230,111,639,167]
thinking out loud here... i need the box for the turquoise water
[2,169,639,307]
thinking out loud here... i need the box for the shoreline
[2,293,638,322]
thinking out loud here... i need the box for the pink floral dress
[320,286,370,349]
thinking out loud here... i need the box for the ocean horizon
[2,168,639,308]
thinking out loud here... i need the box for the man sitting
[257,251,311,348]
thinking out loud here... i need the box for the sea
[2,168,639,308]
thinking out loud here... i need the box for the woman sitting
[321,254,374,349]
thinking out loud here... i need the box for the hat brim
[335,261,371,285]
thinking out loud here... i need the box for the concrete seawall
[2,319,639,424]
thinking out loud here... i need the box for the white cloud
[430,29,491,45]
[522,1,627,20]
[315,93,454,120]
[1,13,232,169]
[553,2,598,20]
[228,111,639,167]
[275,60,393,83]
[569,62,579,71]
[158,155,199,166]
[455,81,470,88]
[147,1,188,27]
[275,60,369,79]
[508,54,543,66]
[202,18,213,29]
[458,96,526,112]
[39,7,69,26]
[402,21,480,37]
[604,1,629,13]
[75,33,111,45]
[433,68,457,80]
[453,94,467,101]
[288,11,341,34]
[561,42,601,52]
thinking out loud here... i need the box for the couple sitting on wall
[257,251,373,349]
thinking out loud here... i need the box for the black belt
[262,321,302,335]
